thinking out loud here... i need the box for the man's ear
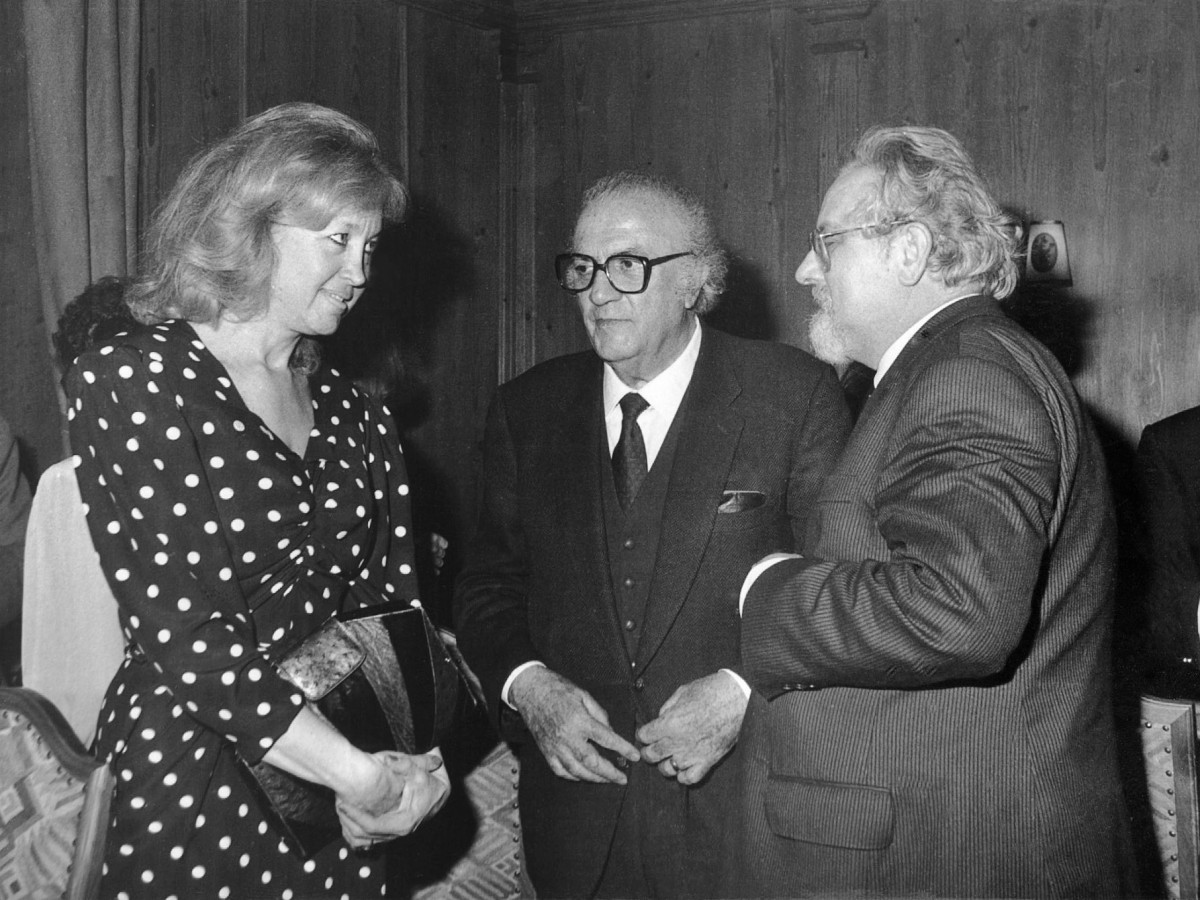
[892,222,932,287]
[683,262,710,310]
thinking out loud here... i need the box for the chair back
[1141,692,1200,899]
[0,686,114,899]
[21,459,125,745]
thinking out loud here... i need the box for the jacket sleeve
[453,388,540,734]
[743,355,1066,695]
[1135,423,1200,665]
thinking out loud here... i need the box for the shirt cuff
[720,668,751,699]
[739,552,802,614]
[502,660,546,708]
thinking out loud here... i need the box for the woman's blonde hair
[129,102,407,328]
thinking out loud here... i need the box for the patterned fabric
[0,707,87,900]
[415,744,522,900]
[64,320,420,898]
[1140,695,1200,900]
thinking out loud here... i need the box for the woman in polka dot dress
[64,103,450,899]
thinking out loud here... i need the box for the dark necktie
[612,392,650,510]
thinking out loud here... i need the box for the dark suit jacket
[1136,406,1200,665]
[454,325,849,898]
[737,296,1133,897]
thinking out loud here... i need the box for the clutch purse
[243,600,481,857]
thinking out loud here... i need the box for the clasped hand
[335,748,450,849]
[636,671,748,785]
[511,667,641,784]
[513,668,748,787]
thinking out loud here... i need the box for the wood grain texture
[8,0,1200,585]
[139,0,245,224]
[401,7,503,564]
[526,0,1200,456]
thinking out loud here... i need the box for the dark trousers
[593,762,709,899]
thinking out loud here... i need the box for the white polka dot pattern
[65,320,417,898]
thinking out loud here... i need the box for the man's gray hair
[580,172,728,314]
[847,125,1021,299]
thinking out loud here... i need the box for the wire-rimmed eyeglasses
[555,252,692,294]
[809,219,914,271]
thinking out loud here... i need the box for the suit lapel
[635,329,743,669]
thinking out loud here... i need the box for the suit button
[623,538,635,549]
[624,619,636,631]
[623,577,634,589]
[634,677,645,691]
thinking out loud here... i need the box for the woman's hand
[335,748,451,848]
[430,532,449,573]
[334,750,408,817]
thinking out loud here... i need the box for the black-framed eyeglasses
[554,252,692,294]
[809,219,914,271]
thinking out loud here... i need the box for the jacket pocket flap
[765,778,895,850]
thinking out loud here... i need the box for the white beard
[808,306,852,366]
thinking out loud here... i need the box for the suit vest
[601,410,684,660]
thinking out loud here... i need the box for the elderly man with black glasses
[455,171,849,899]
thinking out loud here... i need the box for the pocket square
[718,490,766,513]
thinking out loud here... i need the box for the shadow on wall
[1002,282,1143,656]
[323,192,477,624]
[326,194,476,423]
[1089,401,1161,897]
[1005,280,1160,892]
[704,254,776,341]
[1001,282,1094,379]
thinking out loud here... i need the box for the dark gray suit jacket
[737,296,1134,897]
[455,325,849,897]
[1136,406,1200,666]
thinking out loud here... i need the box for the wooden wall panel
[402,8,503,567]
[532,12,798,363]
[526,0,1200,459]
[140,0,245,223]
[11,0,1200,593]
[0,1,64,477]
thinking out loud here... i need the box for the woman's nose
[345,251,368,287]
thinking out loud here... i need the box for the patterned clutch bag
[243,600,481,857]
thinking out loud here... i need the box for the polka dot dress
[65,320,421,899]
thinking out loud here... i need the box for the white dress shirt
[602,319,702,465]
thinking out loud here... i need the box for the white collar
[873,294,977,387]
[603,317,702,414]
